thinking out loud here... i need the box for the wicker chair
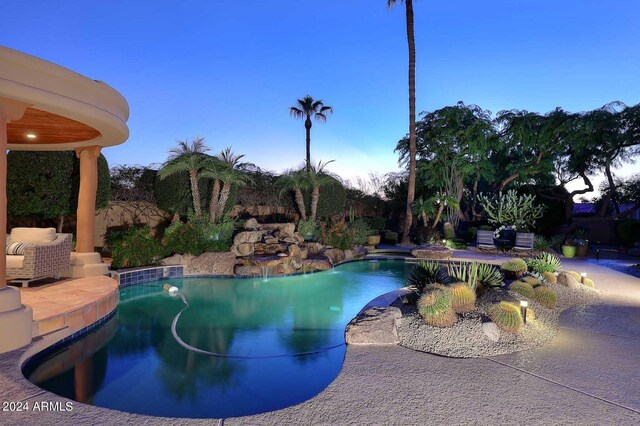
[6,228,73,287]
[476,230,497,252]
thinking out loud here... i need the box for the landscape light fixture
[580,272,587,284]
[520,300,528,324]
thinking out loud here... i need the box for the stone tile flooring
[15,276,118,337]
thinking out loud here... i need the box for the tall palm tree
[158,137,209,217]
[308,160,337,221]
[289,96,333,172]
[388,0,417,245]
[279,169,310,220]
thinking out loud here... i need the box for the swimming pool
[25,260,412,418]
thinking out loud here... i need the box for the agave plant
[475,263,504,288]
[407,260,442,293]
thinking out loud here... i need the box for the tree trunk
[189,170,202,218]
[471,173,480,220]
[431,203,445,230]
[310,186,320,221]
[209,179,221,222]
[216,182,231,219]
[599,162,615,217]
[294,188,307,220]
[57,215,64,233]
[401,0,417,246]
[305,117,312,173]
[421,211,427,226]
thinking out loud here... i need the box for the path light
[580,272,587,284]
[520,300,529,324]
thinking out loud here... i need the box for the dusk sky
[2,0,639,193]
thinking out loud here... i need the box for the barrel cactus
[501,258,528,279]
[565,270,582,281]
[450,283,476,313]
[543,271,557,285]
[584,277,595,288]
[533,286,557,308]
[521,276,542,287]
[417,289,457,328]
[488,302,524,333]
[509,281,535,299]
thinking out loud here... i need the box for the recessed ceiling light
[26,133,37,139]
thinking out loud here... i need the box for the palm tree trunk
[57,215,64,233]
[421,211,427,226]
[305,117,312,173]
[216,182,232,219]
[401,0,417,245]
[294,188,307,220]
[189,170,202,218]
[431,203,444,230]
[210,179,221,222]
[310,186,320,221]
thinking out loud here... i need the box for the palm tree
[158,137,209,217]
[289,96,333,172]
[279,169,310,220]
[308,160,337,221]
[412,197,434,226]
[388,0,417,245]
[201,147,253,222]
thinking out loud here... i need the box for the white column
[0,97,33,353]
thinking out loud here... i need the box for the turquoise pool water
[25,260,412,418]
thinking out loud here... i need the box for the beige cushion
[6,255,25,269]
[10,227,56,243]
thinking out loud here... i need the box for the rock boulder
[345,306,402,345]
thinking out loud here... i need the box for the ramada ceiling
[7,107,101,145]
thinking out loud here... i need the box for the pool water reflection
[25,260,411,418]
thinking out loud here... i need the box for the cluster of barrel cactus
[533,286,557,308]
[488,302,524,333]
[509,281,535,299]
[450,283,476,313]
[417,289,457,328]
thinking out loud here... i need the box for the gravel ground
[395,283,602,358]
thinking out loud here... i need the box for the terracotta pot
[367,235,381,246]
[575,242,589,257]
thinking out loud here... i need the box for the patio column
[75,146,101,253]
[0,97,33,353]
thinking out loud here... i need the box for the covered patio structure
[0,46,129,352]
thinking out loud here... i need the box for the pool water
[25,260,412,418]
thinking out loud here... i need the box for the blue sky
[2,0,639,191]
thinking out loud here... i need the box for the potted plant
[367,230,381,246]
[574,227,589,257]
[562,239,576,258]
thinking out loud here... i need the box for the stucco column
[0,97,32,353]
[75,146,101,253]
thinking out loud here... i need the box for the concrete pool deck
[1,255,639,425]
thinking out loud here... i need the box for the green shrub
[297,219,318,240]
[444,238,466,249]
[349,219,371,246]
[364,217,386,231]
[509,281,535,299]
[489,302,523,333]
[163,216,235,256]
[616,220,640,249]
[383,231,398,244]
[533,235,551,251]
[154,170,211,216]
[501,258,528,272]
[417,289,457,327]
[443,222,456,239]
[415,227,442,245]
[534,286,557,308]
[110,226,164,269]
[408,260,442,293]
[302,175,346,219]
[450,283,476,313]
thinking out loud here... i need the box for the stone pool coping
[3,255,640,424]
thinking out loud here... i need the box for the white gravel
[395,283,602,358]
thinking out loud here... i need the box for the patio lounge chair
[476,230,497,252]
[512,232,534,256]
[6,227,72,287]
